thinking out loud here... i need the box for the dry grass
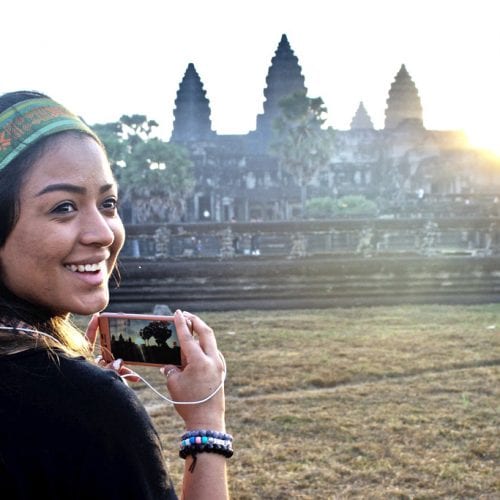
[93,304,499,499]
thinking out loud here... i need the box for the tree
[270,91,333,218]
[140,321,172,347]
[93,116,194,223]
[121,136,194,223]
[91,121,128,170]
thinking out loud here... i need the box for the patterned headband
[0,97,99,171]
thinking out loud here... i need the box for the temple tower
[384,64,423,130]
[255,34,307,147]
[350,102,374,130]
[170,63,214,142]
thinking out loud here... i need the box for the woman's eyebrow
[36,183,115,197]
[36,183,86,196]
[100,183,116,194]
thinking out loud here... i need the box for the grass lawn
[94,304,499,499]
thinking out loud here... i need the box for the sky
[2,0,499,153]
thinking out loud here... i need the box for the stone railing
[119,217,500,260]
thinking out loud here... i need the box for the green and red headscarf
[0,97,98,170]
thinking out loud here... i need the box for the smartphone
[98,312,182,367]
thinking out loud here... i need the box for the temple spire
[384,64,423,130]
[170,63,214,142]
[350,102,374,130]
[255,34,307,145]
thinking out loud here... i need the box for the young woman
[0,91,229,499]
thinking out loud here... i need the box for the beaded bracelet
[180,430,233,472]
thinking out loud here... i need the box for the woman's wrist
[180,397,226,432]
[184,417,226,433]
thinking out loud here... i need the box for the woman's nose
[79,209,115,247]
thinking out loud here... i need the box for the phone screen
[99,314,181,366]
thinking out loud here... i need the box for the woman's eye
[52,202,76,214]
[102,197,118,211]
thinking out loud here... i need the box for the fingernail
[159,367,165,375]
[113,359,122,370]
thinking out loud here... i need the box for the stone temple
[169,34,500,222]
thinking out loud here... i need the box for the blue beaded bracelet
[179,430,233,471]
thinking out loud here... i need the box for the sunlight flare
[466,127,500,157]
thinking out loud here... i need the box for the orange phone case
[98,312,180,367]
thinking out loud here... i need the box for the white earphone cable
[120,351,227,405]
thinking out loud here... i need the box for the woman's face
[0,134,125,315]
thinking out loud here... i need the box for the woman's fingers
[117,366,141,383]
[160,364,181,388]
[95,356,141,383]
[179,310,219,359]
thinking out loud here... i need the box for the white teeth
[65,262,102,273]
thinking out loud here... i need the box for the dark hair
[0,91,51,247]
[0,91,97,356]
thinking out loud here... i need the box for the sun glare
[466,127,500,157]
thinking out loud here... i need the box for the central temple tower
[384,64,423,129]
[254,34,307,149]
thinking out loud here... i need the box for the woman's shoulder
[0,347,117,385]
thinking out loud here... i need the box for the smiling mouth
[65,262,104,273]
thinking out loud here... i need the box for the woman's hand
[161,310,226,431]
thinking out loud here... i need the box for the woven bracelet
[179,430,233,472]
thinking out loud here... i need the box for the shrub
[307,195,378,218]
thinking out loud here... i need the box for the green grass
[88,304,500,498]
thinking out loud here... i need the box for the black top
[0,348,177,499]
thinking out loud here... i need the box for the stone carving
[152,304,173,315]
[356,227,375,257]
[417,220,439,256]
[154,226,171,258]
[289,232,307,258]
[220,226,236,259]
